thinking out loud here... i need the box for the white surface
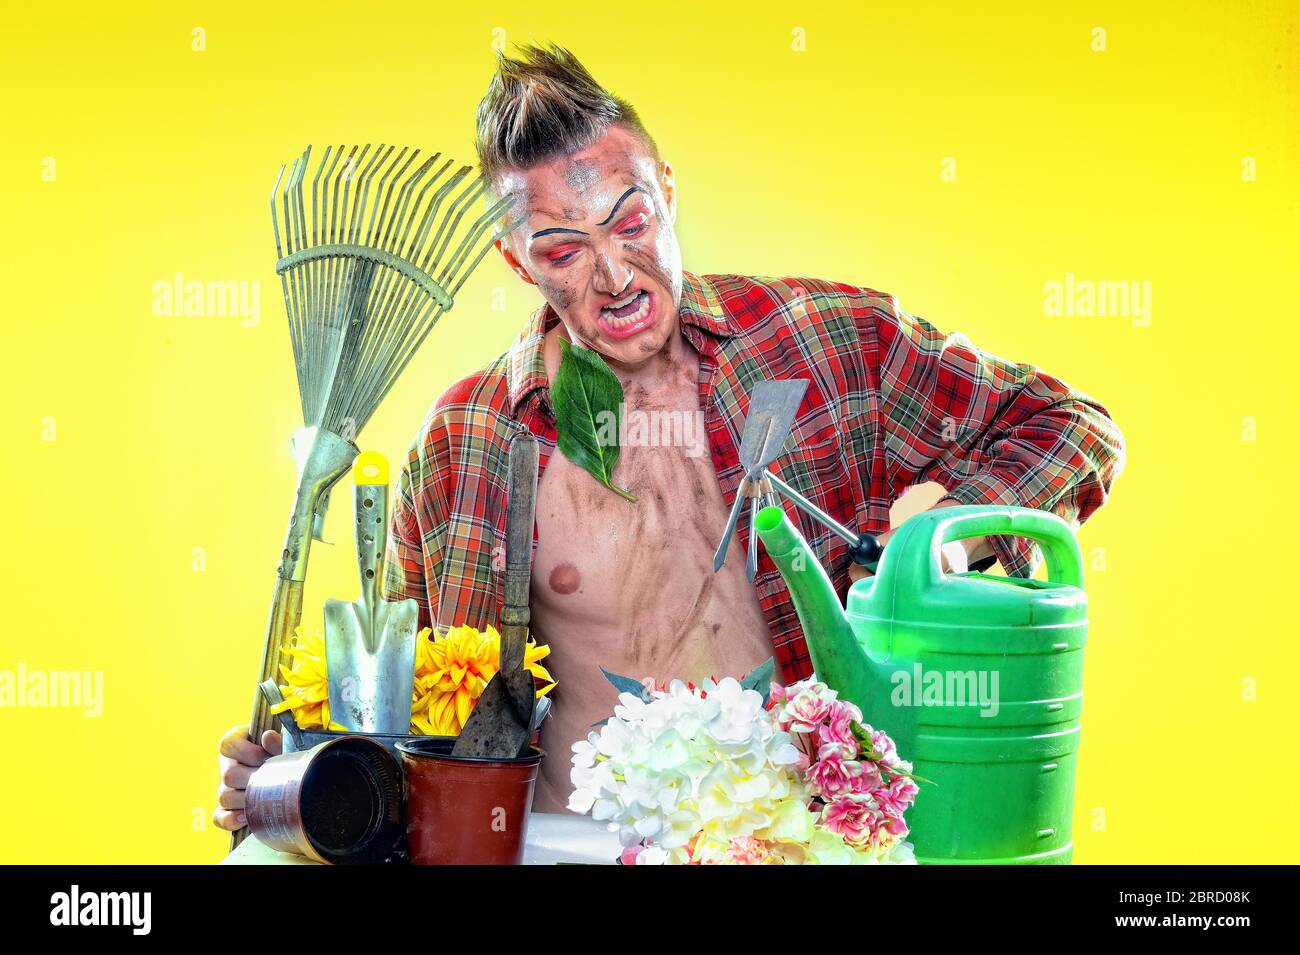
[522,811,622,865]
[222,811,620,866]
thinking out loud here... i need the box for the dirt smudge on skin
[566,469,615,518]
[624,246,676,303]
[537,278,574,312]
[666,571,714,657]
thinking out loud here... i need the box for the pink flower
[726,836,772,865]
[823,794,908,849]
[620,844,645,865]
[780,681,836,733]
[870,729,899,765]
[821,793,879,846]
[808,754,865,799]
[848,759,884,794]
[817,739,856,762]
[818,699,864,754]
[875,776,919,818]
[768,682,791,706]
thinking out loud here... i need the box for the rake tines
[271,144,516,439]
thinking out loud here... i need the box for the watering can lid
[847,505,1087,631]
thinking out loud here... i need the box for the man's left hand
[848,499,994,582]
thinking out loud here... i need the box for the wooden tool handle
[500,431,538,738]
[230,575,304,850]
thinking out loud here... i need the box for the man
[216,43,1123,826]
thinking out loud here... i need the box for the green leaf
[851,720,933,785]
[850,720,875,752]
[740,657,776,705]
[600,666,652,701]
[551,339,637,502]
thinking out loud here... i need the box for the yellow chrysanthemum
[270,627,349,732]
[269,623,555,737]
[410,624,556,737]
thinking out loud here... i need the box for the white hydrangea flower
[568,672,917,864]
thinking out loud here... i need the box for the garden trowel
[453,430,538,759]
[325,452,419,734]
[712,378,884,576]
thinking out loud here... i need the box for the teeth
[603,291,650,330]
[605,290,640,310]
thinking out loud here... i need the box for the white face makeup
[496,126,683,368]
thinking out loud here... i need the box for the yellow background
[1,0,1296,863]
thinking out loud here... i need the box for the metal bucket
[283,728,450,760]
[245,735,405,864]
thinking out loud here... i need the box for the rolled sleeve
[869,296,1126,577]
[383,439,436,631]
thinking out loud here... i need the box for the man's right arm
[383,433,438,631]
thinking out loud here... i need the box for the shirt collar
[506,271,735,414]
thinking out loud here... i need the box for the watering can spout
[753,506,862,695]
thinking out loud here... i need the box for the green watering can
[755,504,1087,864]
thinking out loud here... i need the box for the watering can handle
[879,505,1085,594]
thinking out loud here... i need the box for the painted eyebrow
[596,187,642,226]
[529,187,645,239]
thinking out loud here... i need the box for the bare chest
[529,374,773,677]
[525,344,777,812]
[533,377,722,633]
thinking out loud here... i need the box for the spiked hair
[474,42,658,186]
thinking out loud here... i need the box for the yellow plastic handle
[352,450,389,486]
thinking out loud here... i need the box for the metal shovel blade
[746,378,809,473]
[326,598,419,734]
[453,430,539,759]
[449,641,532,759]
[324,453,419,735]
[714,378,810,572]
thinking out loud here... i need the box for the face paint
[498,126,683,371]
[563,159,600,194]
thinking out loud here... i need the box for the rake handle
[230,576,304,850]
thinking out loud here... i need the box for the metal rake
[233,144,516,849]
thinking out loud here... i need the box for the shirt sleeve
[868,295,1126,577]
[383,433,437,632]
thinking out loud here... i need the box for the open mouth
[597,289,655,341]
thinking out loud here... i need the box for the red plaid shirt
[385,272,1124,681]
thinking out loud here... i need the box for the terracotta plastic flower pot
[397,737,544,865]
